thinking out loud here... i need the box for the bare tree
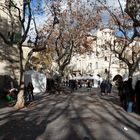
[0,0,33,108]
[125,0,140,27]
[97,0,140,77]
[0,0,56,108]
[39,0,101,82]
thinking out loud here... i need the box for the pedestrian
[87,80,91,88]
[106,80,112,95]
[100,80,107,95]
[69,80,77,93]
[116,78,125,108]
[27,82,34,102]
[123,78,135,112]
[135,80,140,114]
[87,80,92,91]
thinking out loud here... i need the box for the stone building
[69,28,134,80]
[0,0,23,94]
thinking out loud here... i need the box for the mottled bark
[14,45,25,109]
[14,83,25,109]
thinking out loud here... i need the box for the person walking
[100,80,107,95]
[27,82,34,102]
[123,78,135,112]
[116,77,124,107]
[106,80,112,95]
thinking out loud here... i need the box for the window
[105,56,107,61]
[105,69,108,73]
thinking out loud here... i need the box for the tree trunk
[59,68,64,84]
[14,83,25,109]
[14,45,25,109]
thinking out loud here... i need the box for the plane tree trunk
[14,45,25,109]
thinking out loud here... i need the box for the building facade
[0,0,22,93]
[69,28,129,80]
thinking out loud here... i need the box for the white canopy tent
[70,74,103,88]
[24,70,46,93]
[92,75,103,87]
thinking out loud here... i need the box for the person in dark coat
[135,80,140,114]
[69,80,77,92]
[27,82,34,102]
[106,80,112,95]
[100,80,107,95]
[123,78,135,112]
[116,77,124,107]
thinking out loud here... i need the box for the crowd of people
[4,81,34,105]
[23,77,140,114]
[69,79,94,92]
[100,80,112,96]
[96,75,140,114]
[4,74,139,114]
[116,77,140,114]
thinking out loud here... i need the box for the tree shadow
[87,96,140,140]
[0,94,72,140]
[100,95,121,106]
[0,91,140,140]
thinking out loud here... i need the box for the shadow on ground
[0,89,140,140]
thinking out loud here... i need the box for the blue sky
[30,0,126,23]
[27,0,127,39]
